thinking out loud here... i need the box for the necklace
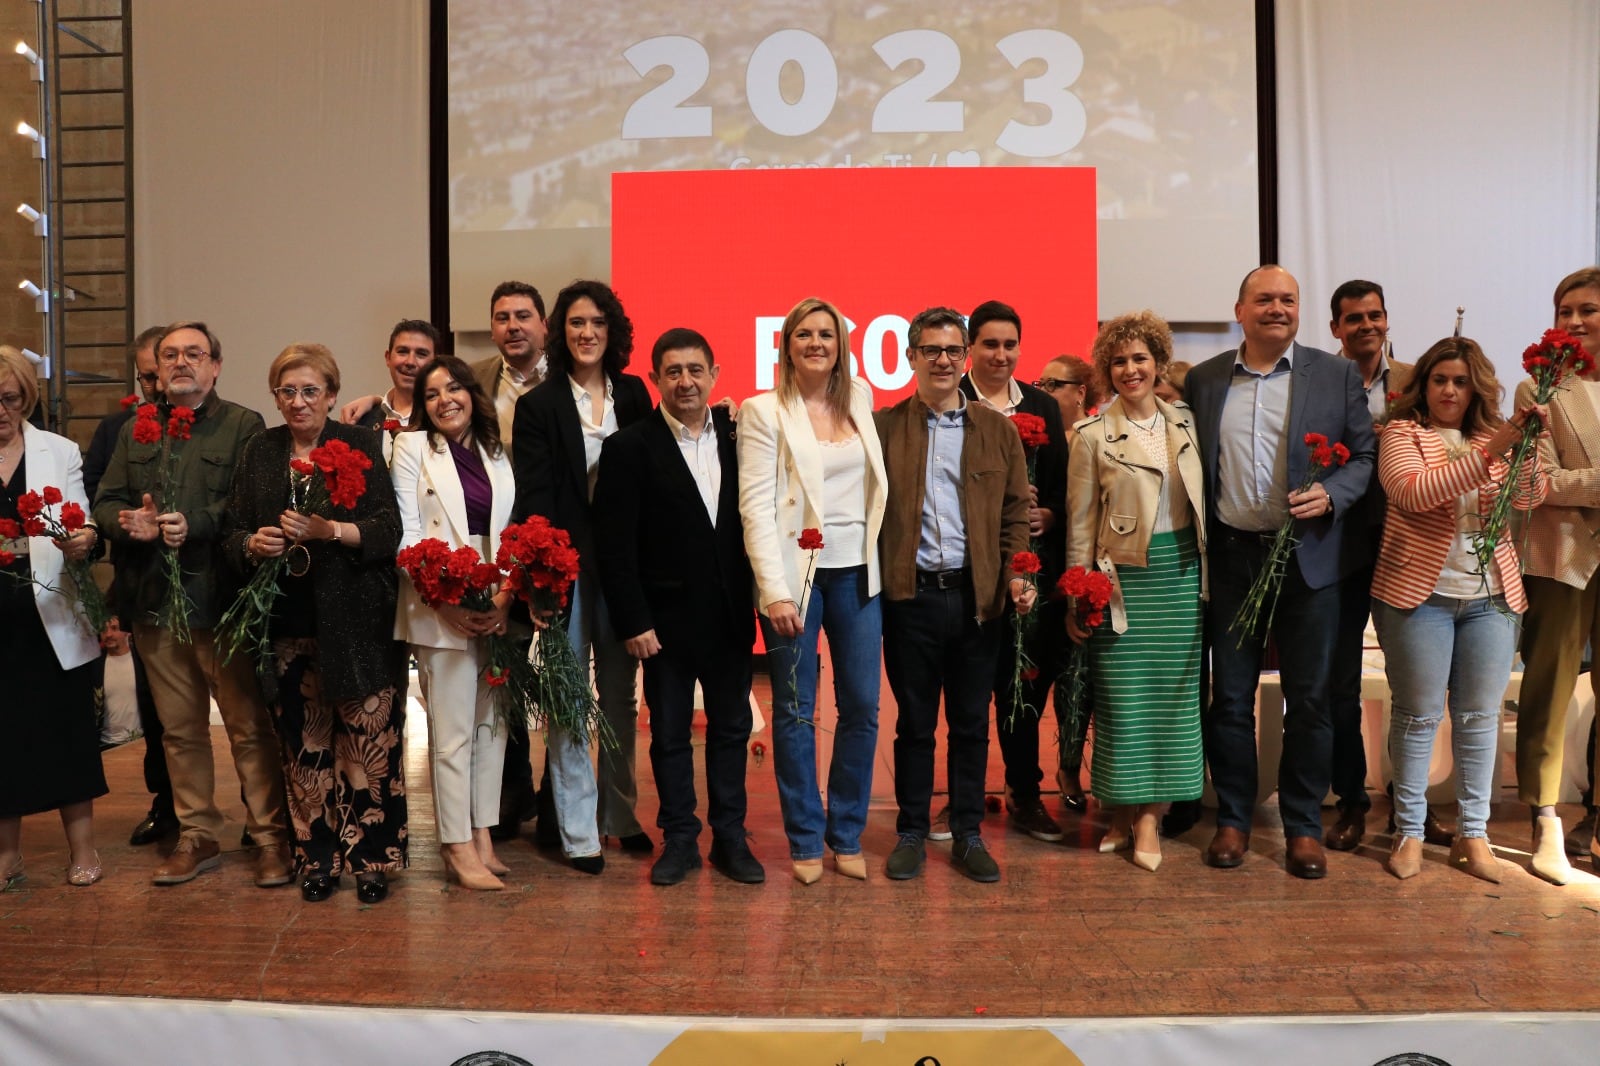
[1127,411,1162,432]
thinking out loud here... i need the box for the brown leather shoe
[1204,826,1249,868]
[152,836,221,885]
[254,842,293,888]
[1387,836,1423,879]
[1285,835,1327,879]
[1324,807,1366,851]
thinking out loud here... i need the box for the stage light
[16,120,44,158]
[15,202,46,236]
[13,42,42,82]
[16,203,39,222]
[20,348,43,367]
[18,279,48,311]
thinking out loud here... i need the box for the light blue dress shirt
[1215,345,1293,533]
[915,398,969,572]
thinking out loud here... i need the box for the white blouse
[816,434,868,569]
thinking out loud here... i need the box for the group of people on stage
[3,264,1599,899]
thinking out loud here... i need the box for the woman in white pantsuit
[393,355,518,891]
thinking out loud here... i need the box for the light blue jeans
[760,566,882,861]
[544,574,641,857]
[1372,594,1517,840]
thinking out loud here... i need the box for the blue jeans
[760,566,881,861]
[1372,594,1516,840]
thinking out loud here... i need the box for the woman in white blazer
[0,349,106,888]
[738,297,888,884]
[392,355,518,891]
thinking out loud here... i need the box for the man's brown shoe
[254,842,293,888]
[1285,835,1328,879]
[1324,807,1366,851]
[152,836,221,885]
[1205,827,1249,868]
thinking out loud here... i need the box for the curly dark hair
[544,279,634,377]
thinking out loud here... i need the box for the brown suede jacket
[875,392,1031,622]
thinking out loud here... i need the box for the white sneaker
[928,804,953,842]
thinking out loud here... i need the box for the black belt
[915,567,970,591]
[1218,523,1276,547]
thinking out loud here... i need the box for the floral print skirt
[271,638,407,875]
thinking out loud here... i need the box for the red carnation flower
[1010,551,1042,576]
[132,411,162,445]
[382,419,401,433]
[167,406,195,441]
[483,666,509,688]
[290,458,315,476]
[41,485,62,506]
[1332,442,1351,465]
[1303,432,1328,448]
[119,394,141,410]
[17,491,44,520]
[0,518,21,539]
[1010,411,1050,449]
[59,502,86,532]
[797,528,825,551]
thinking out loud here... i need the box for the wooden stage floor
[5,684,1600,1021]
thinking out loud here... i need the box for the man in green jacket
[93,320,290,888]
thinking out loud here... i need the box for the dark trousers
[995,597,1067,802]
[1205,526,1337,840]
[885,582,1004,841]
[133,642,174,818]
[643,613,753,844]
[1330,555,1376,810]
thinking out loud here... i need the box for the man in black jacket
[592,328,763,886]
[956,300,1071,844]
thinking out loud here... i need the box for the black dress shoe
[355,872,388,903]
[128,810,179,847]
[570,853,605,875]
[300,873,338,902]
[651,839,703,886]
[241,828,256,849]
[709,837,765,884]
[617,832,654,855]
[1161,800,1202,838]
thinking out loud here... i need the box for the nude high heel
[1098,808,1132,854]
[833,853,867,880]
[1132,808,1162,872]
[443,847,505,891]
[1448,836,1502,884]
[791,859,824,885]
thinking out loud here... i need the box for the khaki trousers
[134,623,287,846]
[1516,575,1600,806]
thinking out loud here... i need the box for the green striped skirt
[1088,526,1204,805]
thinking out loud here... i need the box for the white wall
[132,1,431,422]
[1277,0,1600,391]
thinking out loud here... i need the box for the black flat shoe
[570,853,605,875]
[300,873,337,902]
[355,872,388,903]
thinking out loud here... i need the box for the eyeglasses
[272,385,326,403]
[137,372,160,386]
[0,391,26,411]
[1033,377,1084,393]
[912,344,968,364]
[157,346,213,365]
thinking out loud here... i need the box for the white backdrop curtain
[1276,0,1599,390]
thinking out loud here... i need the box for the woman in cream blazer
[392,356,518,891]
[0,351,106,888]
[738,297,887,884]
[1064,311,1205,871]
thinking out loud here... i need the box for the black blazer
[957,375,1069,581]
[511,370,652,577]
[219,421,403,702]
[591,406,753,649]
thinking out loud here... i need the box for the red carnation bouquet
[216,438,372,667]
[0,486,112,634]
[134,402,197,641]
[397,536,536,722]
[779,528,827,728]
[1472,328,1591,578]
[1055,564,1113,768]
[496,515,609,745]
[1005,550,1043,728]
[1230,431,1350,643]
[1010,410,1050,490]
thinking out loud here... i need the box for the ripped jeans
[1372,594,1518,840]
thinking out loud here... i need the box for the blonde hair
[0,346,39,418]
[268,342,341,394]
[776,297,851,420]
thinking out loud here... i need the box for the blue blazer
[1184,341,1375,590]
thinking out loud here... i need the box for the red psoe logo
[612,167,1097,404]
